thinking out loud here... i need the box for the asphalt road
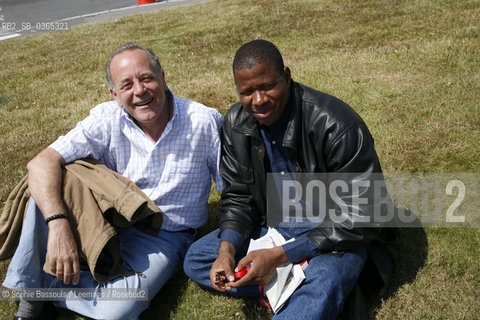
[0,0,206,41]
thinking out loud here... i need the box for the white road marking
[0,33,22,41]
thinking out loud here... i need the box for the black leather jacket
[219,80,390,255]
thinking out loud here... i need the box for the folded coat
[0,159,163,282]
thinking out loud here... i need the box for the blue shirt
[50,90,225,231]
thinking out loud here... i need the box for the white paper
[246,228,306,313]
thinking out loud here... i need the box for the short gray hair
[105,42,163,92]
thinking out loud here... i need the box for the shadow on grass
[139,272,190,320]
[140,198,223,319]
[197,197,223,239]
[365,207,429,319]
[241,296,275,319]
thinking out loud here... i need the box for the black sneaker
[13,300,58,320]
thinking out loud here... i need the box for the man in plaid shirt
[3,42,224,320]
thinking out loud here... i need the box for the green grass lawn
[1,0,479,319]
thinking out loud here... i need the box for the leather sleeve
[218,109,263,240]
[307,122,385,253]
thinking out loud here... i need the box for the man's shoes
[13,300,57,320]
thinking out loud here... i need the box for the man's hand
[229,246,290,288]
[47,218,80,285]
[210,241,236,292]
[27,148,80,284]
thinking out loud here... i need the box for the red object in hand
[234,266,250,279]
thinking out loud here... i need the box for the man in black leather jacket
[184,39,396,319]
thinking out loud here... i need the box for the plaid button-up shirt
[50,91,225,231]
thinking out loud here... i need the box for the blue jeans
[3,199,194,320]
[184,228,367,320]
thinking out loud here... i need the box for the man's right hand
[210,241,236,292]
[27,148,80,285]
[47,218,80,285]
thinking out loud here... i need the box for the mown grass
[0,0,479,319]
